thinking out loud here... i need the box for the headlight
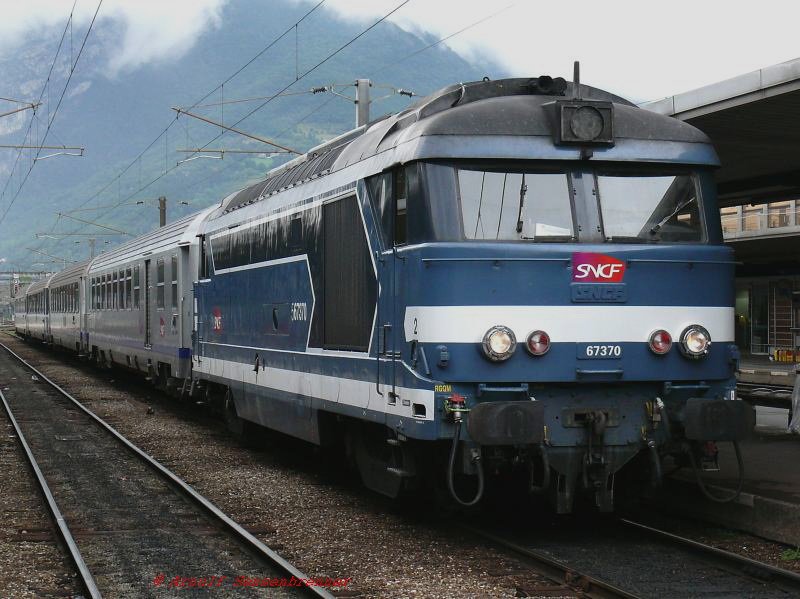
[679,325,711,358]
[482,325,516,362]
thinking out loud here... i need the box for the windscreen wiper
[649,197,696,235]
[516,174,527,233]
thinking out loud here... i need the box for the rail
[462,516,800,598]
[0,341,333,598]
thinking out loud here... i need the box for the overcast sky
[323,0,800,102]
[1,0,799,102]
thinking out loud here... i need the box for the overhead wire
[368,2,515,80]
[0,0,103,228]
[0,0,78,206]
[24,0,331,262]
[32,0,509,265]
[31,0,510,265]
[51,0,411,245]
[67,0,329,215]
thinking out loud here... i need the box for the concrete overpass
[645,58,800,208]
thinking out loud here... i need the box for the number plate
[576,343,623,360]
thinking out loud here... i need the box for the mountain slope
[0,0,506,266]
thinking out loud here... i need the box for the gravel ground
[5,333,797,597]
[626,511,800,575]
[0,390,79,598]
[0,334,571,599]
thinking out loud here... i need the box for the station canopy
[644,58,800,209]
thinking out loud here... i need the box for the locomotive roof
[217,77,717,216]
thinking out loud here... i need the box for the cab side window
[366,163,417,247]
[394,167,408,245]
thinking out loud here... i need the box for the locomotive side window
[394,167,408,245]
[366,164,418,247]
[367,171,392,247]
[199,235,210,278]
[457,169,574,240]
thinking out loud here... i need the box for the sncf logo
[572,253,626,283]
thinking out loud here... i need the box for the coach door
[144,259,152,348]
[80,276,88,354]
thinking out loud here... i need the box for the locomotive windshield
[448,165,705,243]
[458,170,574,240]
[596,172,702,242]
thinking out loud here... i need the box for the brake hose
[447,420,485,507]
[688,441,745,503]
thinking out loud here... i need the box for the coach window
[156,259,165,310]
[112,272,118,310]
[101,275,106,310]
[170,256,178,310]
[125,268,132,309]
[118,271,124,309]
[115,271,121,309]
[133,266,140,309]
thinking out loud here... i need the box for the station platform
[649,406,800,546]
[738,356,796,388]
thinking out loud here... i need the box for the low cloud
[0,0,227,76]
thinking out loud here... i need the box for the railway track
[465,515,800,599]
[737,381,793,411]
[0,342,333,598]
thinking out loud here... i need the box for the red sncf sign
[571,252,626,283]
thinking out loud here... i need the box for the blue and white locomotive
[15,76,753,512]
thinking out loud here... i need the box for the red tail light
[649,329,672,355]
[526,330,550,356]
